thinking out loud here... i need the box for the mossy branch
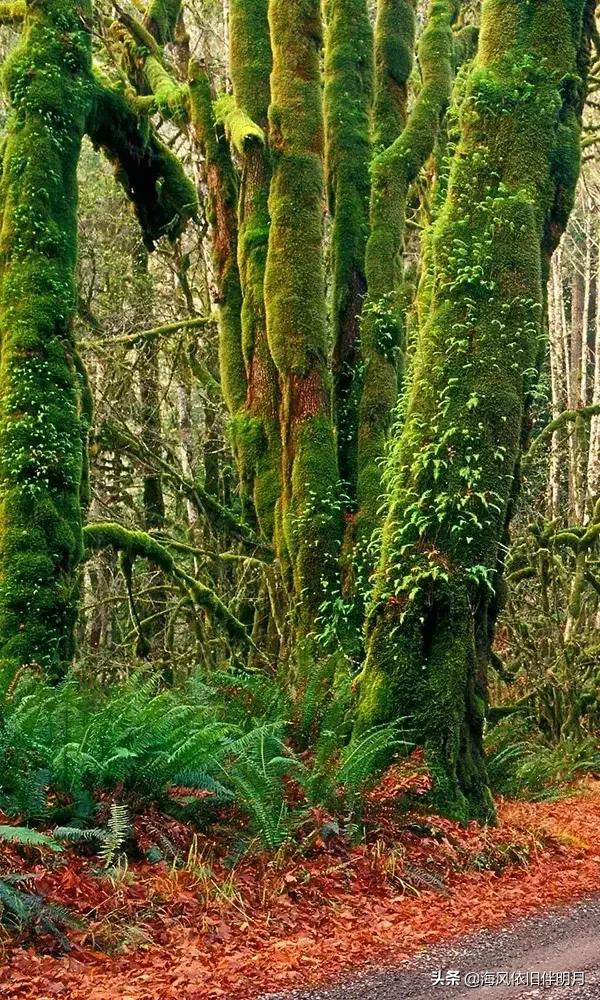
[99,422,271,556]
[117,5,163,56]
[83,523,260,651]
[116,8,189,120]
[522,403,600,471]
[83,316,212,350]
[87,75,197,248]
[144,56,189,120]
[372,0,416,150]
[144,0,182,45]
[213,94,264,154]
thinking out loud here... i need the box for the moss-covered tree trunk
[356,0,457,554]
[356,0,592,821]
[265,0,341,628]
[188,69,249,511]
[324,0,372,496]
[372,0,416,152]
[0,0,95,679]
[229,0,281,544]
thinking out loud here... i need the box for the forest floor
[2,776,600,1000]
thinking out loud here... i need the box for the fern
[0,825,63,852]
[53,826,105,844]
[99,804,130,868]
[0,875,83,946]
[485,716,600,799]
[335,724,408,789]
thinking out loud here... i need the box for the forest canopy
[0,0,598,847]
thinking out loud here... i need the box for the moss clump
[0,0,96,680]
[265,0,342,626]
[356,0,592,820]
[214,94,265,154]
[324,0,373,495]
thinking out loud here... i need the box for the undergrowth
[0,660,407,855]
[485,715,600,801]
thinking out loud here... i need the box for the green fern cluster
[0,665,405,854]
[0,826,83,945]
[485,716,600,801]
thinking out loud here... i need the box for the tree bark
[324,0,373,496]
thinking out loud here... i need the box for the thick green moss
[214,94,265,153]
[324,0,373,495]
[265,0,342,625]
[357,0,457,552]
[188,68,250,507]
[372,0,416,151]
[0,0,95,679]
[227,1,281,541]
[356,0,592,820]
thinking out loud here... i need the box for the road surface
[261,895,600,999]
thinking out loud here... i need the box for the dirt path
[263,896,600,999]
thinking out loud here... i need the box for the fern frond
[0,825,62,852]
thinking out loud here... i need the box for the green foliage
[0,666,402,852]
[0,873,82,945]
[0,825,62,852]
[0,825,82,945]
[99,803,131,868]
[358,0,590,822]
[485,716,600,801]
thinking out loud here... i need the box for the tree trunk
[264,0,342,629]
[356,0,592,821]
[0,0,94,680]
[324,0,373,496]
[356,0,456,553]
[229,0,282,544]
[372,0,416,152]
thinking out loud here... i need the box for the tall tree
[0,0,94,679]
[227,0,281,543]
[356,0,457,552]
[356,0,593,820]
[0,0,195,681]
